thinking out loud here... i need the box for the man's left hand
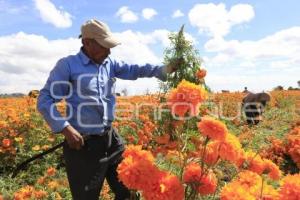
[164,57,184,73]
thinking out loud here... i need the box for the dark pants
[63,128,130,200]
[244,104,263,125]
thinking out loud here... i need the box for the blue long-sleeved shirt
[37,48,167,135]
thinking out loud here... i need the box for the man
[37,19,178,200]
[242,92,271,125]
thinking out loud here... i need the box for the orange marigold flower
[237,170,262,189]
[183,162,202,184]
[202,142,220,165]
[224,170,278,199]
[118,145,160,191]
[16,185,34,199]
[143,173,184,200]
[168,79,207,117]
[34,190,48,199]
[221,171,265,200]
[244,151,266,175]
[197,170,217,195]
[263,159,282,180]
[154,134,170,145]
[219,133,245,165]
[118,156,161,190]
[287,128,300,168]
[37,176,46,185]
[279,173,300,200]
[2,138,11,148]
[196,69,207,79]
[46,167,56,176]
[197,116,228,141]
[122,145,154,162]
[183,163,217,195]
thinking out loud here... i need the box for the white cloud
[116,6,138,23]
[204,27,300,62]
[0,32,80,93]
[188,3,254,37]
[200,26,300,92]
[142,8,157,20]
[111,29,197,65]
[206,72,300,93]
[0,29,188,94]
[111,30,162,65]
[172,9,184,18]
[33,0,72,28]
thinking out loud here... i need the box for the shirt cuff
[156,66,167,81]
[53,121,70,134]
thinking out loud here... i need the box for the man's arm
[37,58,71,133]
[37,58,84,149]
[112,60,170,81]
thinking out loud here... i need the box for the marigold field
[0,90,300,200]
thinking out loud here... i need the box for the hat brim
[95,36,121,49]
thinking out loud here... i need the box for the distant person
[243,87,249,93]
[37,19,180,200]
[242,92,271,125]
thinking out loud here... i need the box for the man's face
[82,39,110,64]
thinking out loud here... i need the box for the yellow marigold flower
[279,173,300,200]
[221,182,255,200]
[32,145,40,151]
[168,79,207,117]
[197,116,228,141]
[48,181,60,190]
[14,137,24,143]
[259,184,279,200]
[54,192,63,200]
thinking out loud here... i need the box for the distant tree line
[273,80,300,91]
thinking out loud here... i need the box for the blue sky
[0,0,299,94]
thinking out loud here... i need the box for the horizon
[0,0,299,95]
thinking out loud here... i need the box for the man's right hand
[62,125,84,150]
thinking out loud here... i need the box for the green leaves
[162,25,205,90]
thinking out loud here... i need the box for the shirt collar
[78,47,111,67]
[78,47,91,65]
